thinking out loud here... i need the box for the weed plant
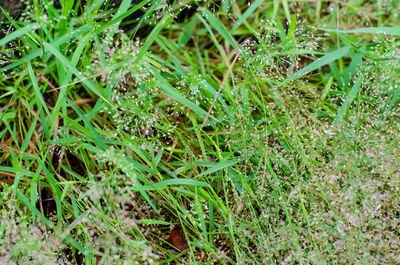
[0,0,399,264]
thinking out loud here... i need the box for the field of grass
[1,0,399,264]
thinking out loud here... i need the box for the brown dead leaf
[169,226,189,252]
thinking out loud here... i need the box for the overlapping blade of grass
[16,190,89,256]
[43,42,113,107]
[83,0,107,16]
[97,0,150,33]
[1,24,92,73]
[195,158,239,179]
[200,9,240,51]
[133,178,210,191]
[19,111,38,156]
[134,13,174,63]
[65,98,108,151]
[27,62,50,117]
[281,0,292,23]
[50,32,94,131]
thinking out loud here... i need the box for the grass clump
[1,0,399,264]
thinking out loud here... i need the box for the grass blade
[0,23,39,47]
[43,41,113,108]
[195,158,239,178]
[151,67,215,120]
[322,27,400,35]
[16,189,88,254]
[285,46,351,83]
[231,0,264,33]
[333,79,361,125]
[201,9,240,51]
[134,13,173,63]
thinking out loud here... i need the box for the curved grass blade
[132,178,210,191]
[65,98,108,151]
[134,13,174,63]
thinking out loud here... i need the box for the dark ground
[0,0,24,19]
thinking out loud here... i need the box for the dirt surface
[0,0,25,19]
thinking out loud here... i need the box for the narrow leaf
[322,27,400,35]
[195,158,239,178]
[231,0,264,33]
[151,67,214,120]
[0,23,39,47]
[333,79,361,125]
[285,46,350,83]
[43,42,113,108]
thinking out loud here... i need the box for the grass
[0,0,399,264]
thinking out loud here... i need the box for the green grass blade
[27,62,50,116]
[155,179,210,188]
[285,46,351,83]
[322,27,400,35]
[0,23,39,47]
[16,189,87,254]
[134,13,173,63]
[231,0,264,33]
[281,0,292,23]
[65,98,108,151]
[201,9,240,51]
[132,178,209,191]
[151,67,215,120]
[195,158,239,178]
[43,41,113,108]
[20,112,38,155]
[96,0,149,33]
[333,79,361,125]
